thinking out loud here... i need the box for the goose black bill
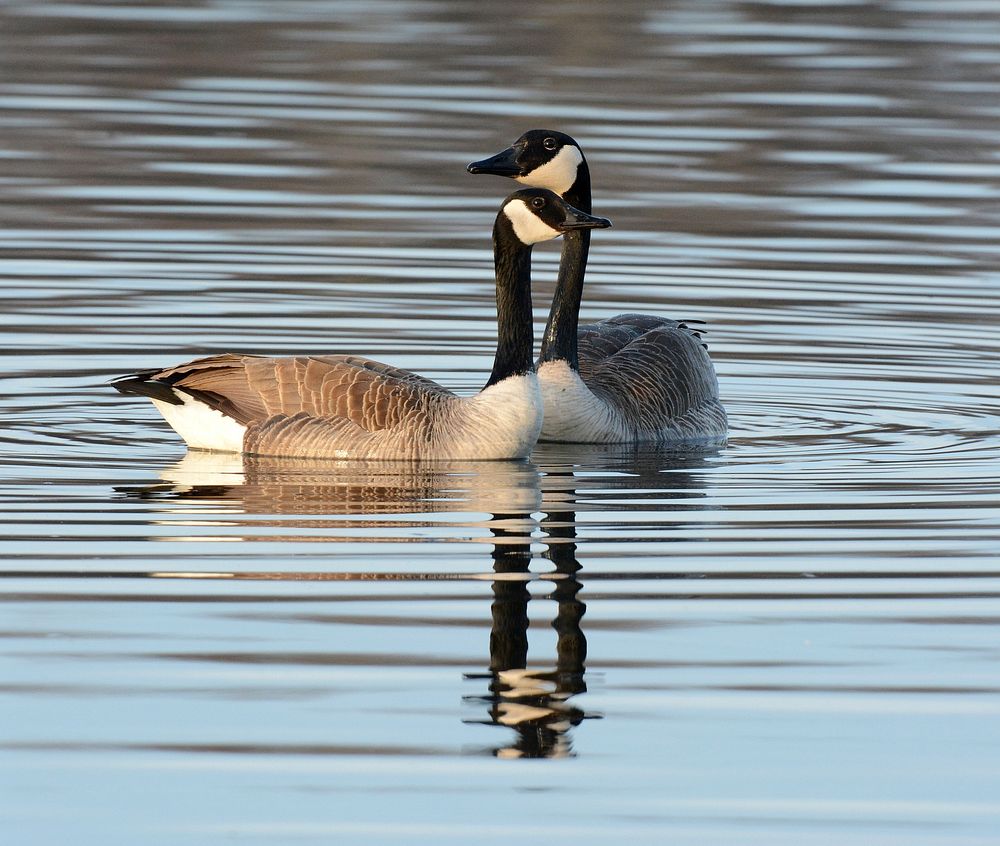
[467,146,522,177]
[559,207,612,232]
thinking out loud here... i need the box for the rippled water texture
[2,1,999,844]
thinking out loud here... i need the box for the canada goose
[468,130,727,445]
[112,188,611,461]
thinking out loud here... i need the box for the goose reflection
[129,453,599,758]
[464,508,595,760]
[118,450,542,529]
[465,444,716,758]
[118,447,712,759]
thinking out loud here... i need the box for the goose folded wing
[582,326,720,425]
[243,412,378,459]
[152,353,456,432]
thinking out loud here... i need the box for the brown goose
[112,188,611,460]
[468,130,727,446]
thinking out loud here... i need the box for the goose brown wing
[243,412,377,458]
[579,321,719,426]
[147,353,455,432]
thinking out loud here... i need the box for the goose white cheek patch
[503,199,562,245]
[515,145,583,195]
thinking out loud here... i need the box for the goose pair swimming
[113,131,726,459]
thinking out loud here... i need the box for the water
[2,1,1000,843]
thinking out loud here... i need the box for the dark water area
[1,1,999,844]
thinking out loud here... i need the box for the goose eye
[543,137,558,150]
[530,196,546,209]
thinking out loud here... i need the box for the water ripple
[2,0,1000,842]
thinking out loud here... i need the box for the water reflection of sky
[2,0,1000,843]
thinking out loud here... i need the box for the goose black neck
[485,216,535,388]
[539,161,592,370]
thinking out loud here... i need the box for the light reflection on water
[2,0,1000,844]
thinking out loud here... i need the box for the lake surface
[2,1,999,843]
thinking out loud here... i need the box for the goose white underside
[450,373,543,459]
[538,361,627,442]
[151,393,246,452]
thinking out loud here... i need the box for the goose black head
[470,130,587,201]
[499,188,610,246]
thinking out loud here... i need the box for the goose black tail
[110,372,185,405]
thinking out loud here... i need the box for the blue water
[2,1,999,844]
